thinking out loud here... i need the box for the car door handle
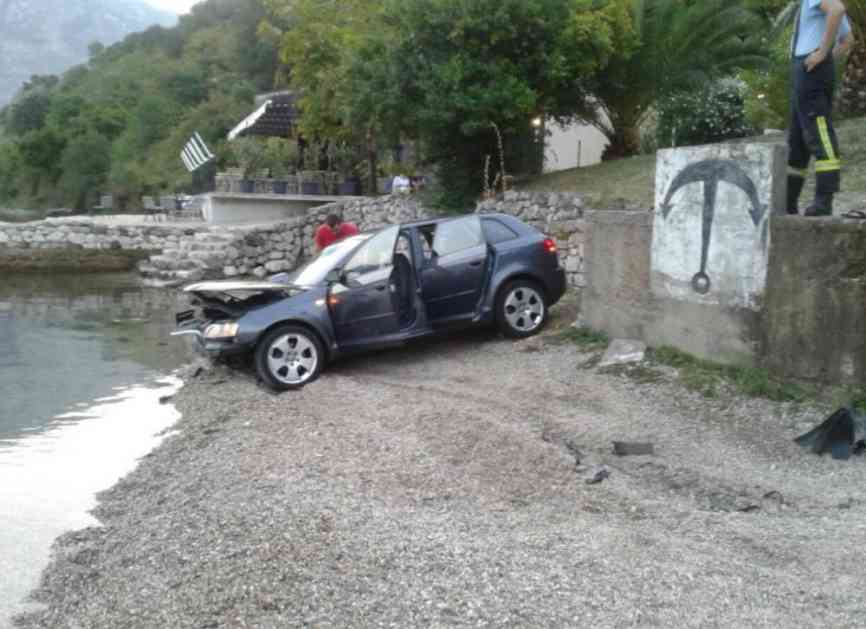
[469,260,483,267]
[375,283,388,291]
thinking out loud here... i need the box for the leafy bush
[741,30,792,132]
[656,80,755,149]
[262,138,299,177]
[229,137,267,178]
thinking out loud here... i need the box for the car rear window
[431,216,484,257]
[482,218,518,244]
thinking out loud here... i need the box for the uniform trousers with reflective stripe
[788,54,841,197]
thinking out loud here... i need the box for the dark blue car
[172,213,567,390]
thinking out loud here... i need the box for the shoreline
[0,248,150,273]
[12,331,866,628]
[1,376,184,628]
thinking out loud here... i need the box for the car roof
[399,213,515,230]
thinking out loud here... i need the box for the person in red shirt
[314,214,360,251]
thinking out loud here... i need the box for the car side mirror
[325,269,344,285]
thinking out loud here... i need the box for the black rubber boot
[786,175,805,215]
[804,193,834,217]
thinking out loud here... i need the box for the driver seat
[391,252,416,327]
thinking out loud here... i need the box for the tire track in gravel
[327,334,846,518]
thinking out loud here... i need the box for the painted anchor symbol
[659,159,766,295]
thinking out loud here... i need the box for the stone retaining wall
[0,192,593,290]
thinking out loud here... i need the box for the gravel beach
[13,319,866,628]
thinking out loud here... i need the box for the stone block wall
[0,221,189,251]
[0,192,589,289]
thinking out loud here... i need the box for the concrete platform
[202,192,357,225]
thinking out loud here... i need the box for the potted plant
[231,137,266,193]
[332,143,361,196]
[301,170,324,195]
[300,140,326,194]
[264,138,299,194]
[377,158,395,195]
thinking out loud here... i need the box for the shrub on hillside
[656,80,755,149]
[741,31,791,132]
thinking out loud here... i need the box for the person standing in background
[314,214,359,252]
[786,0,853,217]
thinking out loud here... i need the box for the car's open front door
[328,226,401,347]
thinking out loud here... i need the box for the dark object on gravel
[612,441,654,456]
[585,466,610,485]
[795,408,858,460]
[737,504,761,513]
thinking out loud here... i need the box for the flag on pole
[180,132,216,172]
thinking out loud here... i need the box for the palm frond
[846,0,866,37]
[771,1,798,39]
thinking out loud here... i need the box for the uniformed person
[787,0,854,216]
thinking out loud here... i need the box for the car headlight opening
[204,321,239,339]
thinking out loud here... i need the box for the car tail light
[542,238,557,254]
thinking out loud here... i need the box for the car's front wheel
[254,324,324,390]
[496,280,548,338]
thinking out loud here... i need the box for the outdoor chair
[142,196,166,223]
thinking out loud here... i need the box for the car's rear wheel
[496,279,547,338]
[254,324,324,390]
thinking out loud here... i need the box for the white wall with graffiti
[650,143,787,310]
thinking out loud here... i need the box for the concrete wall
[652,142,786,310]
[581,210,655,339]
[764,217,866,384]
[202,193,351,225]
[582,209,866,384]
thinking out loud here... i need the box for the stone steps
[138,260,206,286]
[149,255,199,271]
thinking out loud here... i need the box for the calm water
[0,273,191,624]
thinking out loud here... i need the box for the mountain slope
[0,0,176,105]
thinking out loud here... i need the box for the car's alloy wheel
[497,280,547,338]
[255,325,324,390]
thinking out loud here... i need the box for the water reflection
[0,378,182,622]
[0,273,191,623]
[0,273,190,439]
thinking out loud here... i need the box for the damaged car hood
[183,280,298,297]
[181,280,306,320]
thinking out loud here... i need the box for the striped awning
[228,93,299,141]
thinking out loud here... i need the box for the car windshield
[289,235,369,287]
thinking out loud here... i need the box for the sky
[144,0,200,15]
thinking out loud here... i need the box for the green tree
[0,0,273,208]
[839,0,866,116]
[7,90,52,135]
[17,127,66,197]
[59,130,111,210]
[743,0,791,21]
[268,0,619,206]
[375,0,619,206]
[0,143,22,201]
[88,41,105,59]
[578,0,767,159]
[262,0,387,191]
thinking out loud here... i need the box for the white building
[542,120,609,173]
